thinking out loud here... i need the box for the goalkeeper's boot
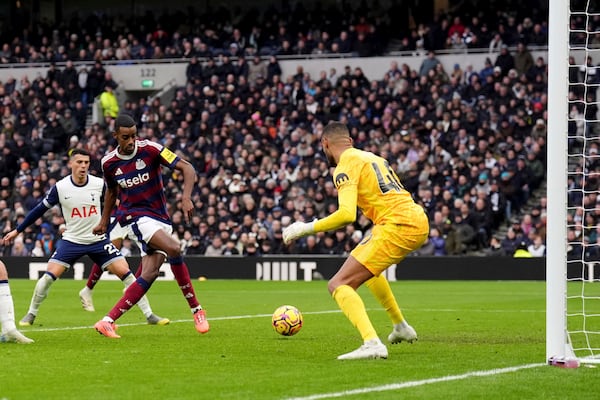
[337,339,388,360]
[147,313,170,325]
[388,323,418,344]
[78,287,95,312]
[94,320,120,338]
[1,329,34,344]
[193,309,210,333]
[19,313,36,327]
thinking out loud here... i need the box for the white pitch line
[18,310,347,333]
[284,363,545,400]
[19,309,547,400]
[18,307,543,333]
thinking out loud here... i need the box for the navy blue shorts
[49,238,124,270]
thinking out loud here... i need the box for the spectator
[10,237,29,256]
[471,198,493,249]
[484,235,508,256]
[528,24,548,46]
[527,234,546,257]
[513,42,534,76]
[448,16,466,39]
[300,235,320,254]
[186,56,203,83]
[479,58,495,81]
[266,55,282,83]
[501,228,520,255]
[186,236,206,255]
[243,241,261,256]
[31,239,45,257]
[419,51,440,77]
[352,32,374,57]
[445,221,476,255]
[494,45,514,75]
[248,55,267,86]
[567,229,583,261]
[204,236,225,256]
[36,222,56,257]
[488,33,504,53]
[61,109,79,136]
[99,84,119,126]
[87,60,106,99]
[222,239,240,255]
[513,241,533,258]
[44,113,68,153]
[428,227,447,255]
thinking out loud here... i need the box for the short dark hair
[322,121,350,140]
[115,113,136,131]
[69,148,90,158]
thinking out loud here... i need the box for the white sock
[80,286,92,295]
[28,273,54,316]
[396,320,409,329]
[0,282,16,333]
[122,274,153,318]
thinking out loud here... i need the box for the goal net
[547,0,600,364]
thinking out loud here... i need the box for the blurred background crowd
[0,0,596,260]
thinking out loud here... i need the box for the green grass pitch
[1,279,597,399]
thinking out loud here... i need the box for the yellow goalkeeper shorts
[350,207,429,276]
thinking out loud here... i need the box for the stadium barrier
[2,256,553,281]
[0,52,552,93]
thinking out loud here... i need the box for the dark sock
[169,257,200,309]
[107,277,151,321]
[134,261,143,278]
[86,263,103,289]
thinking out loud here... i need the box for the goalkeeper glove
[282,221,316,245]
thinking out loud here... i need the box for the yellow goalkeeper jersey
[314,148,427,233]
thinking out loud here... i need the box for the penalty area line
[284,363,545,400]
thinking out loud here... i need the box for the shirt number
[104,242,121,255]
[372,161,403,193]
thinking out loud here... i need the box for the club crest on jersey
[334,173,350,188]
[135,159,147,170]
[117,172,150,188]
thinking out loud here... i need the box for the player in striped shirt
[2,149,161,328]
[93,114,208,338]
[78,216,171,326]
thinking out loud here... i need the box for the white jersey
[43,174,106,244]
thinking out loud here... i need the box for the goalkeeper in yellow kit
[283,121,429,360]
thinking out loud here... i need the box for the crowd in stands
[0,2,553,65]
[1,2,596,259]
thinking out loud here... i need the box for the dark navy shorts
[49,238,124,270]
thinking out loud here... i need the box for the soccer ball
[272,305,303,336]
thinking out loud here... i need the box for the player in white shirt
[2,149,163,328]
[0,260,33,343]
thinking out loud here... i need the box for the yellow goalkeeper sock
[365,274,405,325]
[332,284,378,342]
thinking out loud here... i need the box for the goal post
[546,0,570,363]
[547,0,600,364]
